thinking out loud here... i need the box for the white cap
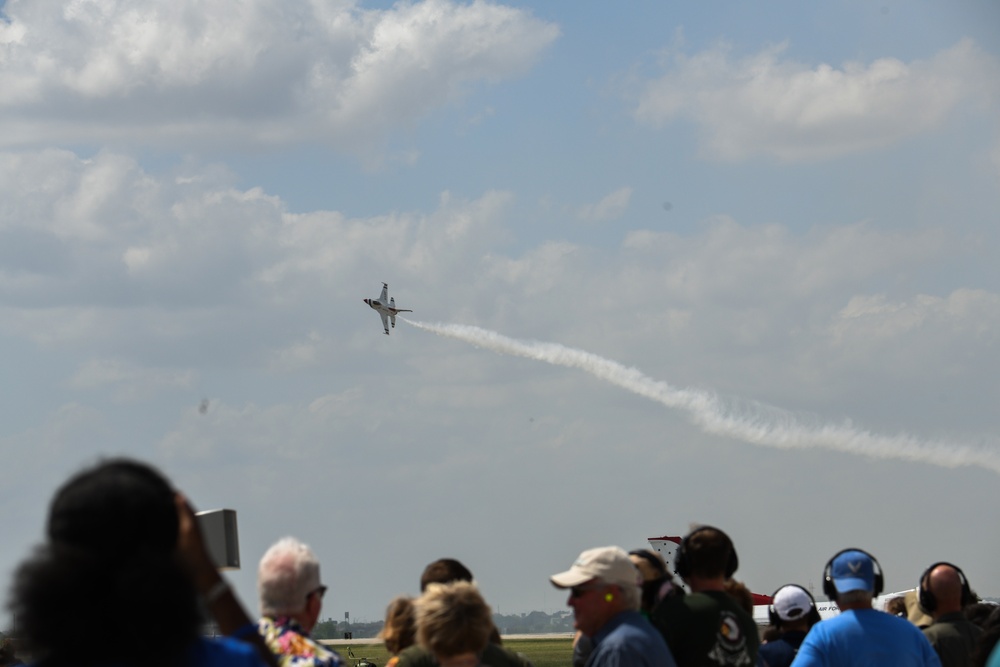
[550,546,640,590]
[773,585,815,621]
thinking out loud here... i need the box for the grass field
[330,637,574,667]
[504,637,574,667]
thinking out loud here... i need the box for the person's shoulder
[482,642,535,667]
[686,590,734,612]
[883,610,930,634]
[190,636,269,667]
[757,637,796,662]
[986,642,1000,667]
[395,645,437,667]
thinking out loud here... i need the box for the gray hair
[600,578,641,611]
[258,536,322,617]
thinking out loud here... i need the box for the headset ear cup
[822,556,837,600]
[962,576,973,607]
[919,573,936,613]
[676,526,737,580]
[726,547,739,580]
[823,549,883,599]
[920,562,972,610]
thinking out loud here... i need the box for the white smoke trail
[404,319,1000,474]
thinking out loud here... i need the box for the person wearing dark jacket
[758,585,820,667]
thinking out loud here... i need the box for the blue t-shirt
[590,610,677,667]
[28,637,267,667]
[792,609,941,667]
[986,642,1000,667]
[759,630,808,667]
[189,636,269,667]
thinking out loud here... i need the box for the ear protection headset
[767,584,822,627]
[822,548,883,599]
[673,526,738,580]
[918,562,973,612]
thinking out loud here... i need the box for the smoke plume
[405,319,1000,474]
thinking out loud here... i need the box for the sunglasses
[309,585,328,600]
[569,584,602,599]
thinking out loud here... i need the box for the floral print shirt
[259,616,345,667]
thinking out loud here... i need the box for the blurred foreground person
[650,526,758,666]
[919,563,981,667]
[793,549,940,667]
[380,596,417,656]
[257,537,344,667]
[7,458,272,667]
[551,546,676,667]
[413,582,493,667]
[758,585,820,667]
[0,634,23,667]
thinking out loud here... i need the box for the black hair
[7,459,202,667]
[420,558,474,592]
[47,458,179,555]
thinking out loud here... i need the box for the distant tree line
[493,610,575,634]
[310,610,574,640]
[313,618,385,640]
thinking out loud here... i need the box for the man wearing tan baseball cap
[551,546,676,667]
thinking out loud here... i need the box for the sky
[2,0,1000,626]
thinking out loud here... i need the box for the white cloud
[618,217,945,305]
[635,39,1000,161]
[1,148,998,623]
[0,149,514,366]
[577,186,632,222]
[0,0,559,151]
[831,289,1000,349]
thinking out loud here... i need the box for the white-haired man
[257,537,344,667]
[551,546,676,667]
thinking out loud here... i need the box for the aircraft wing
[379,312,389,334]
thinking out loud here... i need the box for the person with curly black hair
[7,458,275,667]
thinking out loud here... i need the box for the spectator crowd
[4,458,1000,667]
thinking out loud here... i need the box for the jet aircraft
[363,283,412,335]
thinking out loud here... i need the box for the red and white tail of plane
[647,535,913,625]
[648,534,774,601]
[650,535,771,598]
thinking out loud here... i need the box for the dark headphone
[918,562,973,612]
[674,526,738,580]
[767,584,822,627]
[822,548,883,599]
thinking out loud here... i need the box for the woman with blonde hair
[414,582,493,667]
[380,596,417,656]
